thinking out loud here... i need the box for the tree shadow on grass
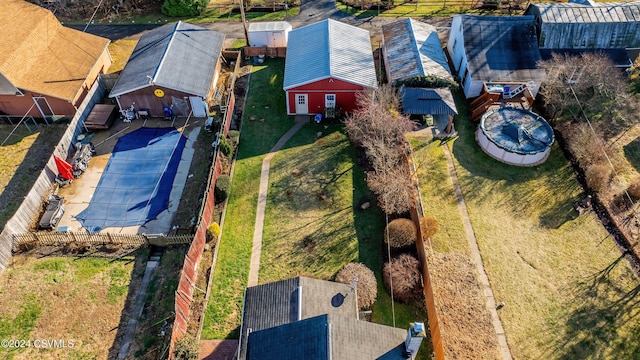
[449,90,583,229]
[623,136,640,173]
[548,252,640,359]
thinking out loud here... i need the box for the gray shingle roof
[283,19,377,90]
[109,21,224,98]
[239,277,358,359]
[382,18,452,83]
[247,314,408,360]
[528,1,640,23]
[460,15,546,83]
[400,87,458,115]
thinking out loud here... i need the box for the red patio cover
[54,155,74,180]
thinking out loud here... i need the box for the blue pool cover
[479,107,554,155]
[76,127,187,232]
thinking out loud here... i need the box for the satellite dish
[331,293,345,307]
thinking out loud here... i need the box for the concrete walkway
[247,116,307,287]
[441,144,513,360]
[117,251,161,359]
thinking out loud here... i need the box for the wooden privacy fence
[243,46,287,58]
[0,77,107,274]
[405,153,446,360]
[12,232,192,248]
[168,86,232,357]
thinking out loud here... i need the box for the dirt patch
[428,251,501,360]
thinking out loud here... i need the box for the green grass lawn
[261,124,431,359]
[201,59,294,340]
[0,253,145,360]
[446,102,640,358]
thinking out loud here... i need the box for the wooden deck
[199,340,238,360]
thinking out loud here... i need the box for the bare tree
[345,85,418,214]
[538,52,629,122]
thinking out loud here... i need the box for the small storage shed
[526,0,640,67]
[109,21,225,118]
[447,15,546,98]
[283,19,377,116]
[248,21,292,47]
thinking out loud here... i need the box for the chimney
[404,322,426,358]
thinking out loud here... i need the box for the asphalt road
[66,0,451,40]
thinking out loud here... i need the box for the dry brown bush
[585,163,612,194]
[627,177,640,200]
[384,218,417,249]
[420,216,438,241]
[382,253,422,303]
[335,262,377,309]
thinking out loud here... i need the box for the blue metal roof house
[283,19,377,116]
[109,21,225,118]
[446,15,546,98]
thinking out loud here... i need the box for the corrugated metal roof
[283,19,377,90]
[401,87,458,115]
[110,21,225,98]
[460,15,546,83]
[529,1,640,23]
[539,48,632,67]
[382,18,452,83]
[248,21,292,32]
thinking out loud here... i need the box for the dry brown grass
[429,252,501,359]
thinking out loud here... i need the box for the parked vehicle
[38,195,65,230]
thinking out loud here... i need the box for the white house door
[189,96,207,117]
[325,94,336,108]
[295,94,308,114]
[33,97,54,121]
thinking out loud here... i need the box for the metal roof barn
[283,19,377,115]
[526,1,640,66]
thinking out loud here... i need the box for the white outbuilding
[248,21,292,47]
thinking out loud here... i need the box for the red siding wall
[286,77,368,115]
[0,91,76,118]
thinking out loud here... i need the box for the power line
[568,85,638,215]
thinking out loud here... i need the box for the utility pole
[239,0,249,46]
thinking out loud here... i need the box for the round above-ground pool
[476,107,554,166]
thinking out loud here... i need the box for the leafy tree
[162,0,208,16]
